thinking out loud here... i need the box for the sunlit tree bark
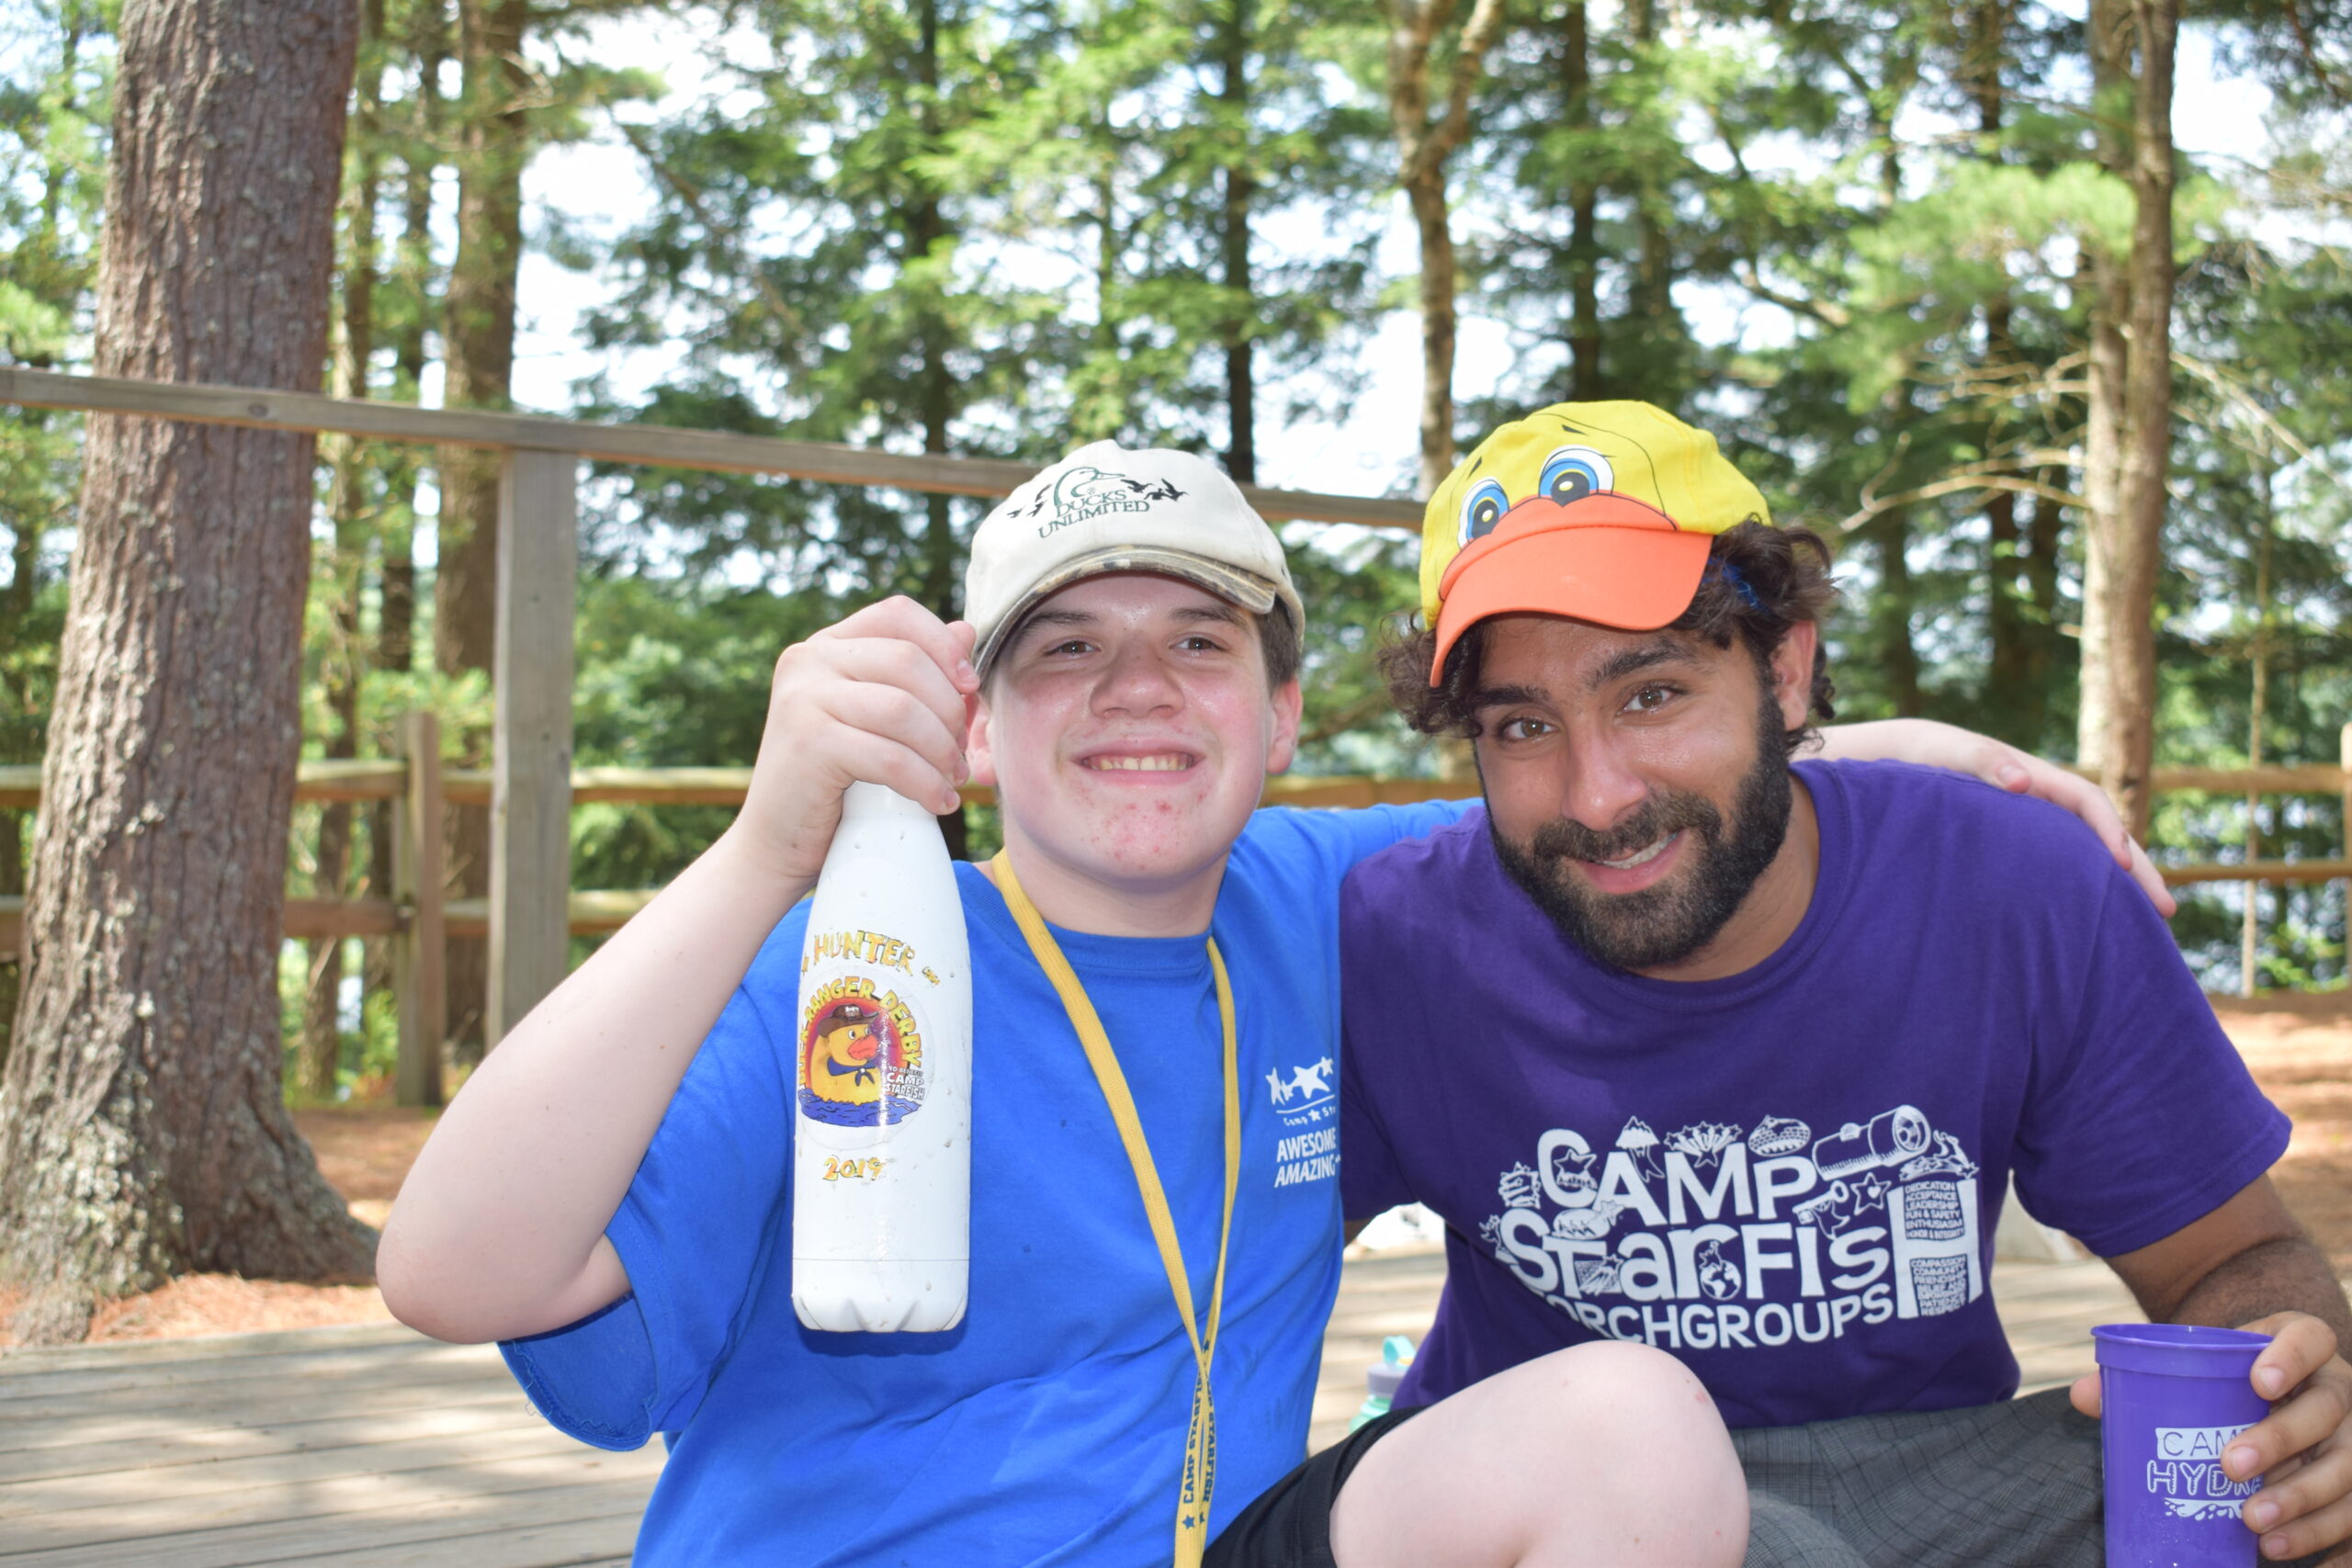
[0,0,370,1344]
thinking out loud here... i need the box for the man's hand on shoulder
[731,596,980,886]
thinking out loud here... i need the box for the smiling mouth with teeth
[1082,754,1196,772]
[1591,832,1678,871]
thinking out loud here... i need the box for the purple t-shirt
[1340,760,2289,1429]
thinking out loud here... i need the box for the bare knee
[1333,1343,1747,1568]
[1516,1340,1724,1446]
[1513,1344,1746,1565]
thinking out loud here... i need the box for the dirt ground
[2,992,2347,1348]
[0,1105,433,1346]
[2211,991,2352,1276]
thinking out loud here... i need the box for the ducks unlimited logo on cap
[1004,464,1187,530]
[967,441,1305,677]
[1419,402,1772,683]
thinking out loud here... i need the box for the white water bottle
[791,783,972,1332]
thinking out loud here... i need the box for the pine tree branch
[1425,0,1509,173]
[611,118,805,340]
[1838,470,2086,534]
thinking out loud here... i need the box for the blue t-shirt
[1339,761,2289,1429]
[503,801,1463,1566]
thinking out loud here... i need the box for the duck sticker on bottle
[797,974,927,1128]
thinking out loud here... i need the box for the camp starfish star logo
[1006,465,1184,534]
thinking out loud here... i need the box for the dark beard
[1488,690,1793,972]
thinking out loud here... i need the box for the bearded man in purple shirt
[1332,401,2352,1568]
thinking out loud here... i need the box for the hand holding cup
[2078,1314,2352,1564]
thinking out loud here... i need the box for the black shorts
[1204,1406,1425,1568]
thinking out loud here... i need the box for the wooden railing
[0,365,1421,1094]
[3,367,2345,1105]
[0,727,2342,1106]
[0,742,2339,950]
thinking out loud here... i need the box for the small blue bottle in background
[1350,1335,1416,1432]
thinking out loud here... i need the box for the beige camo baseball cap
[966,441,1305,677]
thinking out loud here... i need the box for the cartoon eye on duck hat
[1419,401,1772,684]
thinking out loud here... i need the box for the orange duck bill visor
[1429,493,1715,683]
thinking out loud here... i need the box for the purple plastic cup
[2095,1323,2274,1568]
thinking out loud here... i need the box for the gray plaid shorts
[1735,1387,2324,1568]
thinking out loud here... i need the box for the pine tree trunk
[1626,0,1676,385]
[1871,509,1925,716]
[1389,0,1504,497]
[1562,0,1601,400]
[303,0,388,1098]
[0,0,371,1344]
[1983,300,2032,729]
[2241,473,2272,997]
[1968,11,2034,732]
[367,7,440,1010]
[1078,156,1125,444]
[0,424,44,1079]
[2076,0,2176,838]
[435,0,528,1058]
[909,0,967,860]
[1219,0,1255,484]
[1408,168,1457,499]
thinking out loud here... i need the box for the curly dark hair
[1378,520,1839,757]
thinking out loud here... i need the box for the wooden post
[487,448,578,1047]
[392,711,447,1107]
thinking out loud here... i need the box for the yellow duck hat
[1419,401,1772,683]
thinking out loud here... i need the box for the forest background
[2,0,2349,1108]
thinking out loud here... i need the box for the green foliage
[570,570,845,890]
[6,0,2352,1015]
[1281,523,1431,775]
[0,0,105,773]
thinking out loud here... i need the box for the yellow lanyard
[990,852,1240,1568]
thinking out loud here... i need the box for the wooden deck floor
[0,1254,2140,1566]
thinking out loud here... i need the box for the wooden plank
[0,365,1423,530]
[281,897,401,939]
[487,450,579,1047]
[0,1422,606,1519]
[0,1335,495,1405]
[394,712,447,1107]
[279,1514,643,1568]
[0,1446,650,1553]
[569,766,752,806]
[0,759,2338,822]
[2162,858,2351,887]
[467,763,2352,814]
[0,1382,527,1462]
[0,758,409,811]
[0,1320,425,1375]
[0,841,2339,963]
[460,773,1456,811]
[1262,775,1466,809]
[0,1398,543,1484]
[0,1377,526,1452]
[2139,762,2346,795]
[2,1480,649,1568]
[291,759,412,801]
